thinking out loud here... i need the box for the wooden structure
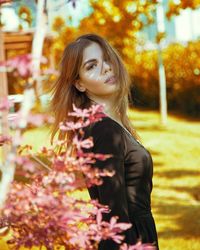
[0,30,33,161]
[4,31,33,52]
[0,30,33,99]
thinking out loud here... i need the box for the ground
[0,107,200,250]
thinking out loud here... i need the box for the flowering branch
[0,88,35,209]
[0,101,156,250]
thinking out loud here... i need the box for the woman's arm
[85,119,137,249]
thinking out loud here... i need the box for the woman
[50,33,159,250]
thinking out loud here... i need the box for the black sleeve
[85,119,136,249]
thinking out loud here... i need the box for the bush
[130,40,200,117]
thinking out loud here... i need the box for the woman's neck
[90,97,121,122]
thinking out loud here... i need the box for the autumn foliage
[52,0,158,66]
[3,0,200,115]
[49,1,200,117]
[130,40,200,116]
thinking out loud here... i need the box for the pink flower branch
[0,88,35,208]
[0,102,156,250]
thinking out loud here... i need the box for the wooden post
[0,29,9,162]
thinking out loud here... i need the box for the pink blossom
[27,113,54,126]
[73,135,94,150]
[8,112,54,129]
[68,103,91,118]
[27,113,45,126]
[0,54,47,78]
[4,54,33,77]
[43,68,59,75]
[59,103,107,133]
[0,134,12,146]
[0,54,47,77]
[68,103,107,124]
[120,241,157,250]
[0,103,157,250]
[0,97,14,111]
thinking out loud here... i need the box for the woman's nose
[102,61,111,73]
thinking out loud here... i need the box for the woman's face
[75,42,119,99]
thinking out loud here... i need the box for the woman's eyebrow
[82,59,97,68]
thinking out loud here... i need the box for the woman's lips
[105,76,116,84]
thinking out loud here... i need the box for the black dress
[82,115,159,250]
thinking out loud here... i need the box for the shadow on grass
[155,170,200,178]
[155,203,200,239]
[136,125,167,132]
[169,110,200,123]
[130,107,200,123]
[153,161,165,169]
[148,150,161,156]
[174,186,200,202]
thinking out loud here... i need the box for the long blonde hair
[49,33,140,152]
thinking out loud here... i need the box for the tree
[31,0,48,97]
[156,0,168,126]
[32,0,79,97]
[52,0,159,67]
[18,5,33,29]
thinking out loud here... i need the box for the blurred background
[0,0,200,249]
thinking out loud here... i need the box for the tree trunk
[31,0,48,97]
[156,0,168,126]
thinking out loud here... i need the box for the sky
[1,0,91,30]
[175,8,200,41]
[47,0,92,28]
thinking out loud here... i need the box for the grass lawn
[1,108,200,250]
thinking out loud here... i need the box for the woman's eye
[86,64,96,70]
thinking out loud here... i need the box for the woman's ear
[74,80,86,92]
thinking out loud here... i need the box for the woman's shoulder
[91,116,123,133]
[82,115,127,156]
[83,116,123,138]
